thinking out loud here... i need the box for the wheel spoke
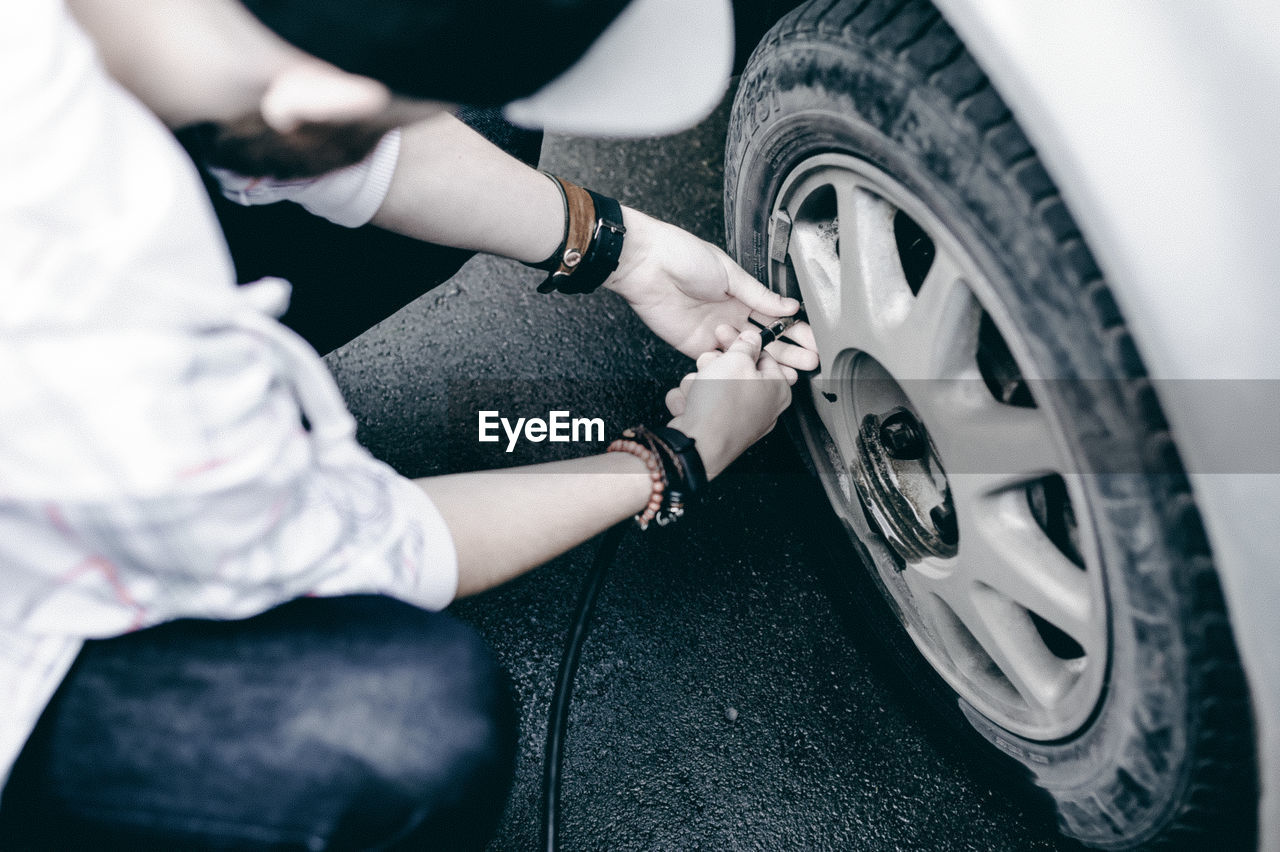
[782,174,910,368]
[924,387,1061,493]
[834,179,912,360]
[962,495,1094,646]
[884,250,981,380]
[780,175,846,369]
[904,568,1066,711]
[788,252,852,371]
[963,586,1075,711]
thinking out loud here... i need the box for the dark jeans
[0,110,543,849]
[0,596,516,851]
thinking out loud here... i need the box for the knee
[308,598,516,850]
[387,608,517,801]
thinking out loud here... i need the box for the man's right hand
[664,326,796,481]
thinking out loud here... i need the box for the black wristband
[650,426,707,504]
[620,425,706,527]
[556,190,625,294]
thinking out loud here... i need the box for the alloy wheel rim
[770,153,1108,740]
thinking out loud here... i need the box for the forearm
[372,113,566,264]
[417,451,653,597]
[375,113,668,282]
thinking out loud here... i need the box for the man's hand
[664,327,796,481]
[606,208,820,372]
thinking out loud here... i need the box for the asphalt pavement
[325,92,1076,851]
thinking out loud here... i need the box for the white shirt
[0,2,457,783]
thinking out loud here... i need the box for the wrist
[602,206,656,298]
[602,447,659,513]
[665,416,730,482]
[520,171,573,267]
[530,177,627,293]
[608,425,708,529]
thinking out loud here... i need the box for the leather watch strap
[537,178,596,293]
[535,176,626,295]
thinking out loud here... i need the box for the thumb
[725,267,801,317]
[725,326,764,360]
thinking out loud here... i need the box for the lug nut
[879,409,926,460]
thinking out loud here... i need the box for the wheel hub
[854,406,957,563]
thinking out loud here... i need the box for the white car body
[928,1,1280,846]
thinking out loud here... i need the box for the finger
[764,339,820,372]
[757,349,785,378]
[725,325,764,360]
[713,323,738,350]
[695,351,721,370]
[679,371,697,396]
[758,355,794,413]
[759,354,796,401]
[722,261,801,317]
[665,387,686,416]
[778,320,818,353]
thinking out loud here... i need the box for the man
[80,0,822,363]
[0,0,817,848]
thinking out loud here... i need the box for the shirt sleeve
[0,301,458,639]
[210,128,401,228]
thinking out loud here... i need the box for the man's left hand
[605,208,820,371]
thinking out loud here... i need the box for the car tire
[724,0,1256,847]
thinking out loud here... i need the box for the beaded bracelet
[607,426,707,530]
[606,437,666,530]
